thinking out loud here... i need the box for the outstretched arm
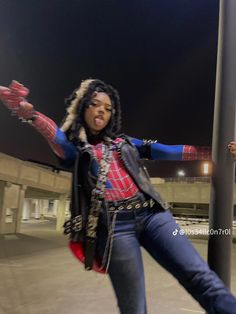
[31,111,76,161]
[0,80,76,162]
[131,137,210,161]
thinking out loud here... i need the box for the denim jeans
[97,207,236,314]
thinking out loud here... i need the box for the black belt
[107,198,155,212]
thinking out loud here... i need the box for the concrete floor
[0,219,236,314]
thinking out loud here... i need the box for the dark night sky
[0,0,219,177]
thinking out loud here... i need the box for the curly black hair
[61,79,122,144]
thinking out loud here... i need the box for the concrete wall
[0,153,71,234]
[0,152,71,194]
[152,181,211,204]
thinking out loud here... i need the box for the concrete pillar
[56,194,68,232]
[37,199,44,219]
[33,200,41,219]
[0,181,7,234]
[0,181,22,234]
[16,185,26,233]
[53,200,59,217]
[208,0,236,286]
[22,199,32,220]
[65,200,70,217]
[41,199,49,216]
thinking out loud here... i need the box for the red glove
[0,80,34,120]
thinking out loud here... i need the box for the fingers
[0,87,12,102]
[228,142,236,149]
[0,93,22,111]
[0,80,34,121]
[0,86,10,94]
[228,142,236,156]
[0,81,28,97]
[0,80,29,114]
[0,80,29,99]
[9,80,29,97]
[0,86,19,111]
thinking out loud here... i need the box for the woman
[1,79,236,314]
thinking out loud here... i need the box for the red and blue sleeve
[131,137,211,161]
[31,111,77,162]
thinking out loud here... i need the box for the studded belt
[107,198,155,212]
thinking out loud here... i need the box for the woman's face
[84,91,112,134]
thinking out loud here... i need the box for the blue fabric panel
[131,137,143,148]
[105,180,113,188]
[131,137,184,161]
[150,143,184,160]
[54,128,77,161]
[130,137,145,157]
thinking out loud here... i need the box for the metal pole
[208,0,236,287]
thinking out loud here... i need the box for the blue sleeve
[53,128,77,161]
[131,137,184,161]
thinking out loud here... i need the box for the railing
[163,176,211,183]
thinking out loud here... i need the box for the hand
[17,101,36,120]
[228,142,236,157]
[0,80,34,119]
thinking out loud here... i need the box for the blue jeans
[97,207,236,314]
